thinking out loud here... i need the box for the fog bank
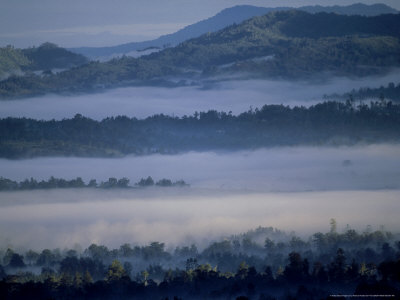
[1,144,399,249]
[0,189,398,250]
[1,145,399,192]
[1,71,400,120]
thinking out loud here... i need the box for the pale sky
[0,0,399,48]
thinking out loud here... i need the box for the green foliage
[0,43,88,85]
[0,46,30,79]
[106,260,127,281]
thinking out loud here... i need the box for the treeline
[0,223,399,299]
[1,101,400,158]
[325,81,400,101]
[0,176,188,191]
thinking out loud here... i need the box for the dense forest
[0,101,399,158]
[1,11,400,98]
[0,176,188,191]
[0,223,399,299]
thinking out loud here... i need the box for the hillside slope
[70,3,398,59]
[1,11,400,98]
[21,42,88,71]
[0,46,30,80]
[0,43,88,80]
[143,10,400,75]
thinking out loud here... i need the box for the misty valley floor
[0,188,399,250]
[1,145,399,249]
[2,72,400,120]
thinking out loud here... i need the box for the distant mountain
[2,10,400,99]
[70,3,398,59]
[70,5,279,59]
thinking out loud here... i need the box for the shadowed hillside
[1,11,400,99]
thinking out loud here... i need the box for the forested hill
[21,42,88,71]
[0,101,399,158]
[143,10,400,71]
[0,43,88,80]
[70,3,398,59]
[1,11,400,99]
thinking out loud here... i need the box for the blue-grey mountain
[70,3,398,59]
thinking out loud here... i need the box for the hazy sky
[1,0,399,47]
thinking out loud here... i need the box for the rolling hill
[70,3,398,60]
[21,42,88,71]
[1,10,400,99]
[0,43,88,80]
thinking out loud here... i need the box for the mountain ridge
[69,3,398,59]
[1,10,400,99]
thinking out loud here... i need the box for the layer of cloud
[1,144,399,249]
[0,189,398,250]
[2,71,400,120]
[1,144,400,192]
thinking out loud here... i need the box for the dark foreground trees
[1,224,399,299]
[1,254,399,299]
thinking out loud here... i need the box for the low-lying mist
[0,189,398,250]
[1,144,399,191]
[1,70,400,120]
[0,144,399,250]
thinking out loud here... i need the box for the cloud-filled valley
[1,70,400,120]
[1,145,400,191]
[2,3,400,298]
[0,189,398,250]
[0,144,399,249]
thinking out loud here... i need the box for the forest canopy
[0,101,399,158]
[0,223,399,299]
